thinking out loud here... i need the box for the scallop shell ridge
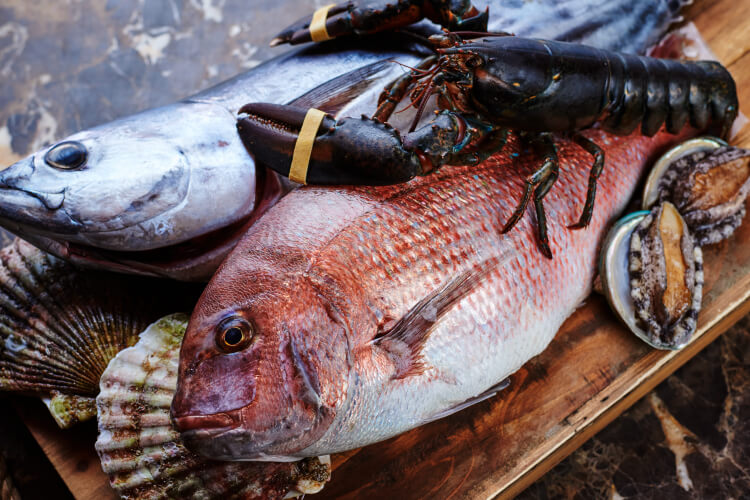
[0,239,198,427]
[96,314,330,500]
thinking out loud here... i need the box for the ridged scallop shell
[0,239,198,427]
[96,314,330,500]
[645,140,750,245]
[628,203,703,348]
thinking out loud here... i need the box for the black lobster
[238,1,738,258]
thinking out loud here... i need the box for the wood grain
[16,0,750,498]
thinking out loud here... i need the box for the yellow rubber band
[289,108,327,184]
[310,4,336,42]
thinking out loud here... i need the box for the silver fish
[0,0,687,281]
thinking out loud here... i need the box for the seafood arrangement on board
[0,0,690,281]
[1,0,749,498]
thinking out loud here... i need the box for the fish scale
[173,128,693,459]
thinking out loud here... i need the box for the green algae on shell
[96,314,331,499]
[0,239,199,428]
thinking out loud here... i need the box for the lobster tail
[601,56,738,139]
[693,61,738,138]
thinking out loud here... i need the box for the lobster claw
[270,1,488,46]
[237,103,422,185]
[271,3,356,46]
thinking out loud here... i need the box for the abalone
[629,202,703,348]
[644,140,750,245]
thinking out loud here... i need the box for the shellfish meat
[96,314,330,499]
[629,202,703,348]
[0,239,198,428]
[645,140,750,246]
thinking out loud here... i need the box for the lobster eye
[215,317,255,353]
[44,141,88,170]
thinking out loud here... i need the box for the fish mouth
[173,411,241,434]
[0,167,286,280]
[0,156,66,209]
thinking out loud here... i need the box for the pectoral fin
[423,378,511,424]
[373,260,495,379]
[288,60,390,115]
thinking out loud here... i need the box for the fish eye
[215,316,255,353]
[44,141,88,170]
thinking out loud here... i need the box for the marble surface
[0,1,748,499]
[0,0,307,166]
[520,316,750,499]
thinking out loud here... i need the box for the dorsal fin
[373,259,497,380]
[287,60,391,115]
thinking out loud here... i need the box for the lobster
[240,23,738,258]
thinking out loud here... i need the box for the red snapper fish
[171,129,691,460]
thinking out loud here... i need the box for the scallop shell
[96,314,330,500]
[643,139,750,246]
[0,239,198,427]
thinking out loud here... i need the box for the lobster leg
[450,128,509,166]
[568,134,605,229]
[374,56,438,123]
[502,133,558,258]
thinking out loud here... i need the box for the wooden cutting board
[15,0,750,498]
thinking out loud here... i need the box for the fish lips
[175,406,330,462]
[173,354,336,461]
[173,411,242,439]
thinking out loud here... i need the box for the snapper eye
[215,316,255,353]
[45,141,88,170]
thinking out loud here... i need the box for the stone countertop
[0,1,748,499]
[520,317,750,499]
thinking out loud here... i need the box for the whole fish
[171,128,693,459]
[0,0,687,280]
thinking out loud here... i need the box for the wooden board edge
[491,281,750,499]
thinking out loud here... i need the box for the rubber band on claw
[289,108,327,184]
[310,4,336,42]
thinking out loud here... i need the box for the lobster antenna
[409,78,436,133]
[449,31,513,39]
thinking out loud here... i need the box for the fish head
[172,259,350,460]
[0,101,258,253]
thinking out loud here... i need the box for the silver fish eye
[44,141,88,170]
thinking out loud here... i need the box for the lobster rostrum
[238,32,738,258]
